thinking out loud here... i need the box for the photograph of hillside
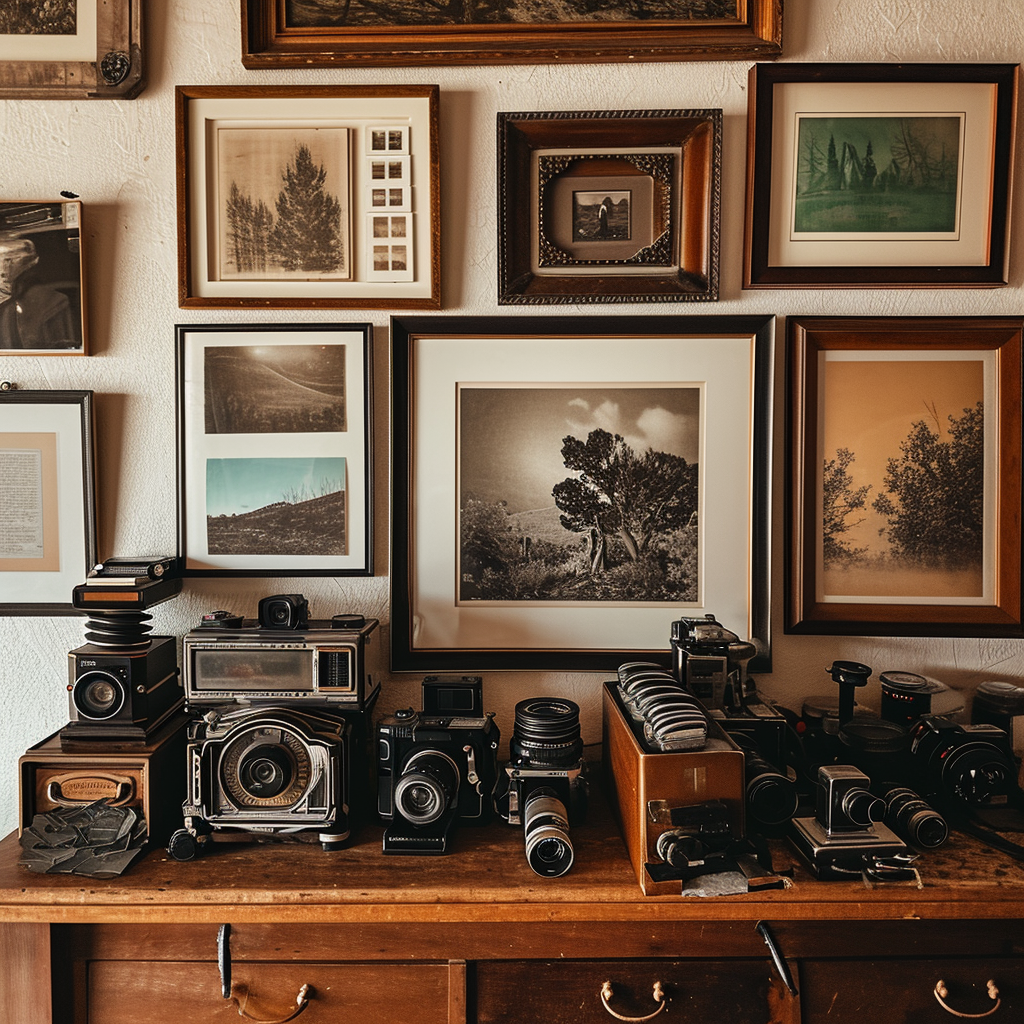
[458,385,700,603]
[204,343,347,434]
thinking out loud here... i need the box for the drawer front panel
[87,961,452,1024]
[800,958,1024,1023]
[475,959,771,1024]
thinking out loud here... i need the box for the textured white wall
[1,0,1023,838]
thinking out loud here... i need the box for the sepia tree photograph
[0,0,76,34]
[820,356,986,601]
[215,127,350,282]
[458,385,700,604]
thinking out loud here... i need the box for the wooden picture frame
[391,314,773,673]
[176,323,373,577]
[744,63,1018,288]
[0,388,96,613]
[0,0,143,99]
[786,316,1023,637]
[498,110,721,304]
[241,0,782,69]
[0,201,87,355]
[175,85,440,309]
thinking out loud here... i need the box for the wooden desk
[1,799,1022,1023]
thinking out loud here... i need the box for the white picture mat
[0,403,88,603]
[408,331,758,655]
[0,0,96,61]
[180,328,369,572]
[769,80,997,268]
[186,95,433,300]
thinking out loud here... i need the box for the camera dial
[394,750,460,826]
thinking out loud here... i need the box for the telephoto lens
[883,787,949,849]
[522,787,574,877]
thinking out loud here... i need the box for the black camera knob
[656,830,705,869]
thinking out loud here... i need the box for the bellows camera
[377,676,500,855]
[670,614,758,711]
[168,704,354,860]
[494,698,588,878]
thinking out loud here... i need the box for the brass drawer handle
[600,981,667,1022]
[46,775,134,807]
[934,979,1002,1018]
[230,982,311,1023]
[218,924,311,1022]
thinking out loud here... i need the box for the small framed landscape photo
[786,316,1024,637]
[175,85,439,309]
[744,63,1018,288]
[0,389,96,614]
[391,314,773,672]
[0,201,86,355]
[176,323,373,576]
[498,110,721,304]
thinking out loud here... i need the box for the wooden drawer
[799,957,1024,1022]
[475,959,773,1024]
[86,960,455,1024]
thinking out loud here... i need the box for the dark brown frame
[745,63,1018,288]
[786,316,1023,637]
[175,84,440,310]
[242,0,781,68]
[498,110,721,304]
[0,0,143,99]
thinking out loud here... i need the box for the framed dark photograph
[176,323,373,577]
[0,201,87,355]
[0,0,142,99]
[241,0,782,69]
[744,63,1018,288]
[786,316,1023,637]
[391,314,773,673]
[498,110,721,304]
[0,389,96,614]
[175,85,440,309]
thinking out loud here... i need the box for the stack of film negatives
[617,662,709,752]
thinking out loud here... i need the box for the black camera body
[377,676,499,855]
[167,704,353,861]
[671,614,757,712]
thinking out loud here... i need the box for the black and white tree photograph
[821,357,986,600]
[216,127,350,281]
[458,385,700,603]
[0,0,76,34]
[203,343,347,434]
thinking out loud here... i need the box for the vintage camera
[182,611,380,712]
[972,681,1024,761]
[790,765,907,879]
[494,698,588,877]
[258,593,309,630]
[879,670,963,727]
[167,704,354,860]
[671,614,757,711]
[908,716,1017,807]
[377,676,499,854]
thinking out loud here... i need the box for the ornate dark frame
[241,0,782,68]
[498,110,721,304]
[786,316,1024,637]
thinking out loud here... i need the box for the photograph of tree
[215,127,350,281]
[821,357,985,601]
[285,0,736,28]
[794,115,962,234]
[205,456,346,555]
[0,0,76,34]
[204,344,347,434]
[458,385,700,604]
[573,191,631,242]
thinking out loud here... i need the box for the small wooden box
[19,713,190,845]
[602,682,745,895]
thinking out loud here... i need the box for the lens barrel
[523,787,574,877]
[510,698,583,767]
[883,787,949,849]
[72,670,126,720]
[394,750,460,825]
[743,748,799,826]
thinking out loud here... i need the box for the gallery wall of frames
[0,0,1023,838]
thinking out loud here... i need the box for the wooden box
[602,682,745,895]
[19,713,189,845]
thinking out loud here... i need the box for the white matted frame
[175,85,440,309]
[391,315,773,673]
[744,63,1018,288]
[0,389,96,613]
[176,323,373,577]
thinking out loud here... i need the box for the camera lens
[743,750,799,825]
[394,750,459,825]
[73,670,126,720]
[511,698,582,767]
[238,745,293,799]
[883,787,948,849]
[840,786,884,826]
[523,787,574,877]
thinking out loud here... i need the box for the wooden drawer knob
[934,979,1002,1018]
[600,980,667,1022]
